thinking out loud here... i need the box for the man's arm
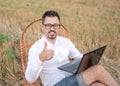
[68,40,83,60]
[25,41,54,83]
[25,48,43,83]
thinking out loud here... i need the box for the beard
[47,30,57,39]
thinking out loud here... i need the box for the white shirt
[25,35,83,86]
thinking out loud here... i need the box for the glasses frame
[43,23,61,30]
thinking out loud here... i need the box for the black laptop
[58,45,107,74]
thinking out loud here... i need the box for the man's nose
[50,26,55,30]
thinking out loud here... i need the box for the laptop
[58,45,107,74]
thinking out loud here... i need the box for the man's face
[42,16,60,40]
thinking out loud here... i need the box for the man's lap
[54,73,89,86]
[76,73,89,86]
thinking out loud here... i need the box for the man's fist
[39,41,54,61]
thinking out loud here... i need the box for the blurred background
[0,0,120,85]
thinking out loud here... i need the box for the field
[0,0,120,85]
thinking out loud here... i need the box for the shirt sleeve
[68,40,83,60]
[25,41,44,83]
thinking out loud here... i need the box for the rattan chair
[20,19,72,86]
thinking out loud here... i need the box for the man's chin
[49,37,56,39]
[48,36,56,39]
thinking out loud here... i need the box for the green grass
[0,33,10,46]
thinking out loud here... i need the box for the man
[25,10,119,86]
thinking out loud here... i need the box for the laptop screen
[77,45,107,73]
[58,45,107,74]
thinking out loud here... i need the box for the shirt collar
[41,35,58,45]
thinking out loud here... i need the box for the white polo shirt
[25,35,83,86]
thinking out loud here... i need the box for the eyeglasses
[43,24,60,29]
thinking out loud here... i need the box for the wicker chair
[20,19,72,86]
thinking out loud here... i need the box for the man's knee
[85,65,106,79]
[92,65,105,73]
[94,65,104,70]
[90,65,107,79]
[82,65,106,85]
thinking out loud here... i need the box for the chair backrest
[20,19,72,86]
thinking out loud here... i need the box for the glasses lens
[44,24,51,29]
[54,24,60,29]
[44,24,60,29]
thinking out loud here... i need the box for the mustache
[48,30,56,33]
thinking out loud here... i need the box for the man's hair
[42,10,60,24]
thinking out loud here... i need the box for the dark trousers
[54,74,79,86]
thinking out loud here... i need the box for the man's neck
[48,38,56,44]
[45,36,56,45]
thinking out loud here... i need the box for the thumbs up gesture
[39,41,54,61]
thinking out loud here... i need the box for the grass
[0,0,120,85]
[0,33,10,46]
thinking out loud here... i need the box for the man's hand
[39,41,54,62]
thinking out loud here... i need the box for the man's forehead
[44,16,60,23]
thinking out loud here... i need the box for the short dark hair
[42,10,60,24]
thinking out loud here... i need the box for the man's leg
[82,65,119,86]
[76,73,105,86]
[91,82,106,86]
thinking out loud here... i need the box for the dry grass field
[0,0,120,85]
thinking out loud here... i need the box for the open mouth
[49,31,56,35]
[48,31,56,39]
